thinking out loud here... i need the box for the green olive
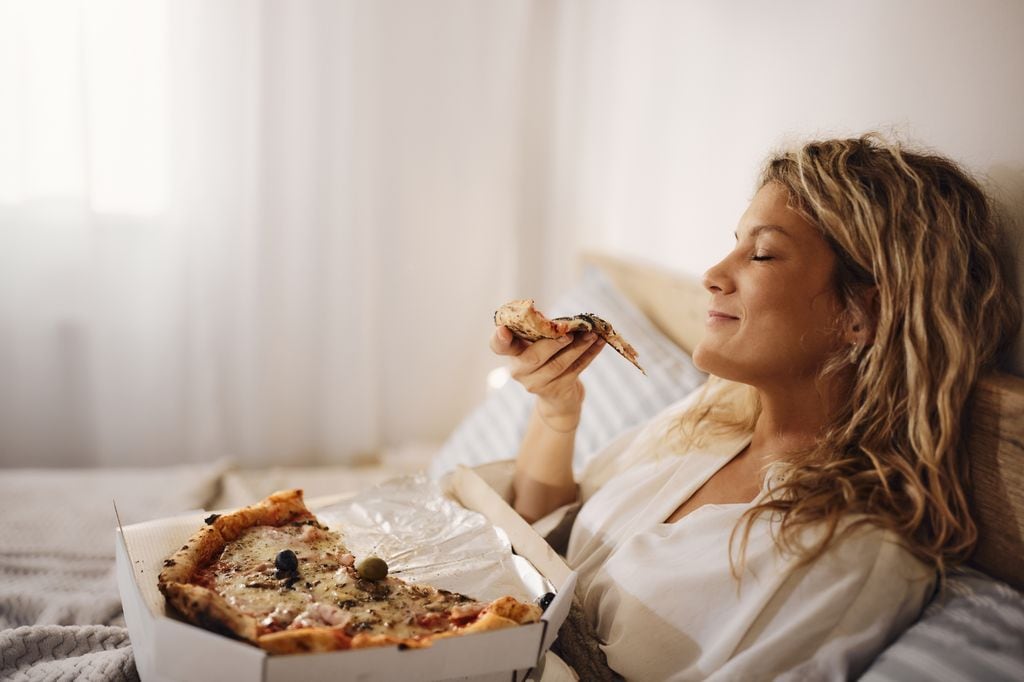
[356,555,388,581]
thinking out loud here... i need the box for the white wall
[550,0,1024,374]
[3,1,1020,464]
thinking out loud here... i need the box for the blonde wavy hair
[677,134,1021,579]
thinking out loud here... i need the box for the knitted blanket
[0,465,224,682]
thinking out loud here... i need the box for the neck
[748,378,835,466]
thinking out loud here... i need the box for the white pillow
[429,266,706,478]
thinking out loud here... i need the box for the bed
[2,252,1022,681]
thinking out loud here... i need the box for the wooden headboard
[585,251,1024,592]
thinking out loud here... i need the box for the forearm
[512,404,580,523]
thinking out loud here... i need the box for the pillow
[858,567,1024,682]
[429,265,706,478]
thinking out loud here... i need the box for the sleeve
[708,529,936,682]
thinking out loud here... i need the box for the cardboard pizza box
[115,466,577,682]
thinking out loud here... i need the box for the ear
[843,286,878,347]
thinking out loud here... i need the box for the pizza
[157,489,544,655]
[494,298,645,373]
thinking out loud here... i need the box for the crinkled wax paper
[315,474,553,604]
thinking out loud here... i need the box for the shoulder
[833,523,930,577]
[723,522,936,680]
[735,516,935,615]
[766,524,936,680]
[780,521,935,603]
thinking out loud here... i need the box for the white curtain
[0,0,583,467]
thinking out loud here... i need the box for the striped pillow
[429,265,706,478]
[859,567,1024,682]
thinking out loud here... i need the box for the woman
[491,135,1020,680]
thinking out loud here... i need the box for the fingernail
[558,335,571,344]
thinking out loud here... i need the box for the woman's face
[692,182,844,389]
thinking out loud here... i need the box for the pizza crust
[258,627,354,654]
[493,299,571,341]
[162,581,260,642]
[255,597,542,655]
[158,525,225,585]
[210,488,313,541]
[431,597,534,640]
[480,595,544,624]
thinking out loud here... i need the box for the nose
[702,255,734,294]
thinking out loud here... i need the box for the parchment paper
[314,474,553,605]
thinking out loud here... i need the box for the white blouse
[559,388,936,681]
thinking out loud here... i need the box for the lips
[707,310,740,321]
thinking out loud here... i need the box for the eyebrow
[733,224,792,241]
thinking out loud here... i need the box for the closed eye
[750,255,774,261]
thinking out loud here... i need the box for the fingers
[490,325,607,400]
[512,334,605,394]
[518,333,574,367]
[541,336,605,389]
[564,335,605,376]
[490,326,530,356]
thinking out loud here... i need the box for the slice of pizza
[158,489,544,655]
[494,298,645,373]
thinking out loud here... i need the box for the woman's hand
[489,325,605,433]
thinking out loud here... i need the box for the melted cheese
[193,523,482,640]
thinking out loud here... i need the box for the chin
[692,344,711,373]
[692,343,748,385]
[692,342,723,375]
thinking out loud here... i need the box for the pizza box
[115,466,577,682]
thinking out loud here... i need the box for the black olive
[536,592,556,611]
[275,549,299,573]
[204,513,221,525]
